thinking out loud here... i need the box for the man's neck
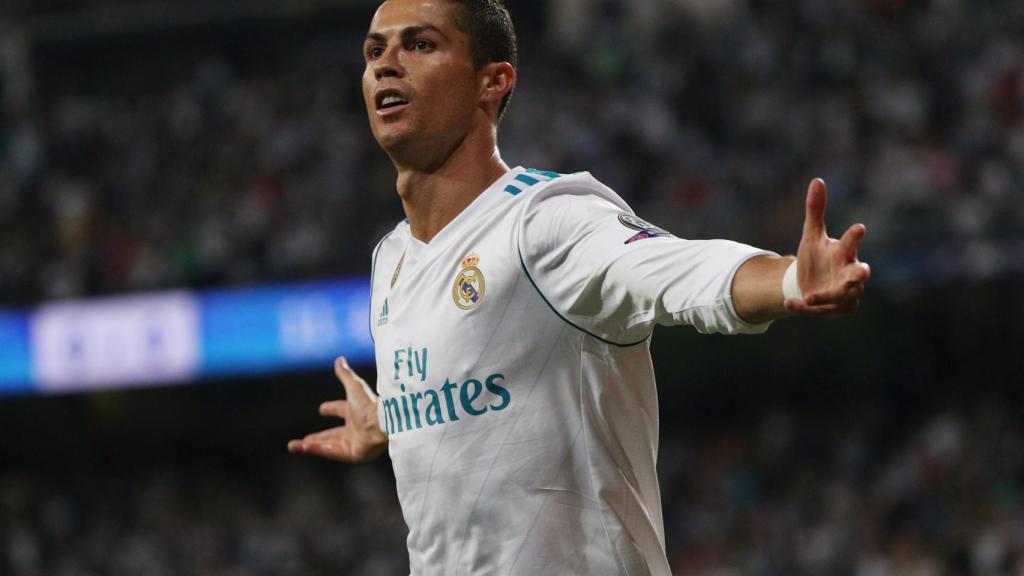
[394,130,509,244]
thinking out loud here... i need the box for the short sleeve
[518,184,776,344]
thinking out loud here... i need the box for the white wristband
[782,260,803,301]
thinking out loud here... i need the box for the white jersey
[369,167,773,575]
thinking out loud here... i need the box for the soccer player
[288,0,871,574]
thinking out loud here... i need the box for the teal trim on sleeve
[516,244,650,348]
[526,168,562,179]
[504,169,563,196]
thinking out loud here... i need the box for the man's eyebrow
[364,25,447,43]
[402,25,446,39]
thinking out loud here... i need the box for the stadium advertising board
[0,279,373,396]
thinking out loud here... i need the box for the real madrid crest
[453,252,485,310]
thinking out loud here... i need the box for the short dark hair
[447,0,518,121]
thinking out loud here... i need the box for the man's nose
[374,45,404,80]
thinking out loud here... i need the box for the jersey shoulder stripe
[504,167,564,196]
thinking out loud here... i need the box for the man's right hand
[287,357,388,463]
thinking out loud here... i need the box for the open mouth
[379,95,409,110]
[376,89,410,115]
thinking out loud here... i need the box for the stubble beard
[376,120,465,174]
[376,125,430,170]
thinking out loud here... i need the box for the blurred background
[0,0,1022,574]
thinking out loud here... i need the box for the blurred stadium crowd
[658,405,1024,576]
[1,461,410,576]
[0,0,1021,305]
[0,0,1023,575]
[4,403,1024,576]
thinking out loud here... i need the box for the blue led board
[0,311,32,395]
[0,277,374,398]
[199,278,374,377]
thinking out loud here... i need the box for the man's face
[362,0,480,160]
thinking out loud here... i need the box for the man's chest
[368,217,575,440]
[373,235,523,345]
[370,235,522,435]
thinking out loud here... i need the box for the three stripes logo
[378,298,390,327]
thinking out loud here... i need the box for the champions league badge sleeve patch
[618,213,673,244]
[453,253,485,310]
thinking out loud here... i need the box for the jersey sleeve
[518,183,776,344]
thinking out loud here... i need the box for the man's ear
[478,62,516,108]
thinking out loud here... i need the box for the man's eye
[367,46,384,59]
[413,40,432,51]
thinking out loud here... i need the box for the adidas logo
[378,298,390,327]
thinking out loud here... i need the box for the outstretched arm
[287,357,388,463]
[732,178,871,324]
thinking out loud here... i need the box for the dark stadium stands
[1,0,1020,305]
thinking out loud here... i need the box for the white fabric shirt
[369,167,773,576]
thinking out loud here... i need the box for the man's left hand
[785,178,871,316]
